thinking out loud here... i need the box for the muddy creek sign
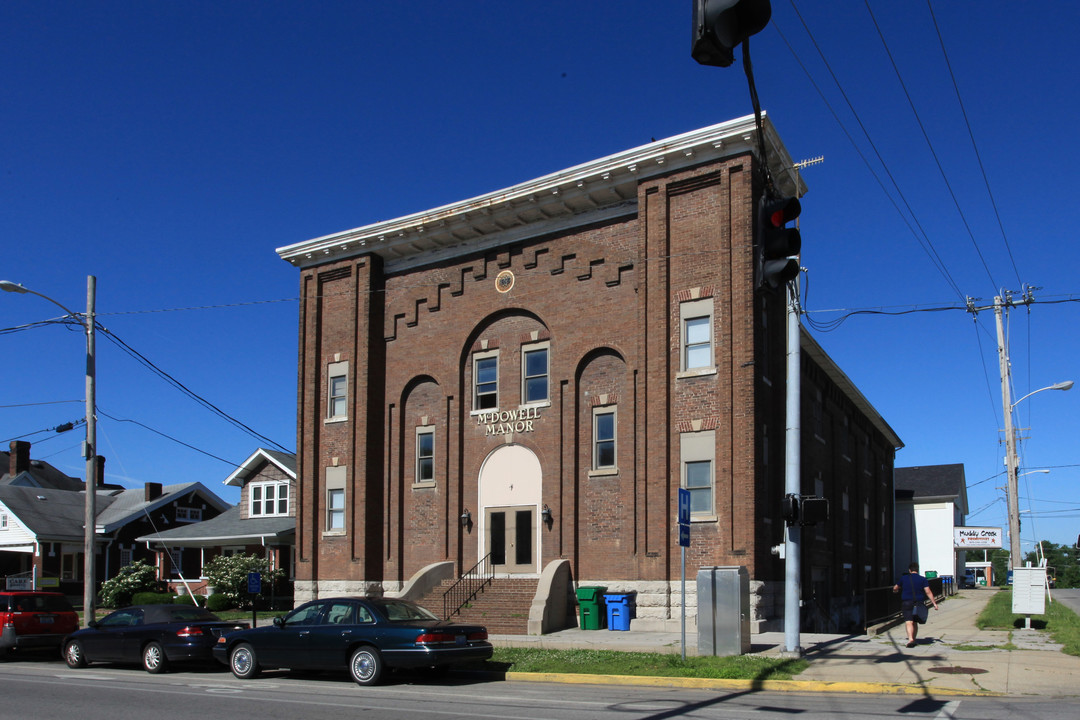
[476,407,542,437]
[954,526,1003,549]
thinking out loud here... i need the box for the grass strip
[975,589,1080,656]
[466,647,807,681]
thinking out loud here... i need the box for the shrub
[99,560,160,608]
[132,592,176,605]
[202,554,285,609]
[206,593,231,612]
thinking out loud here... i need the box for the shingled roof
[894,464,968,515]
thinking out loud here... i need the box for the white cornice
[278,113,803,272]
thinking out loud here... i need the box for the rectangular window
[592,407,616,470]
[680,298,714,372]
[522,346,549,403]
[0,513,7,530]
[120,547,133,567]
[326,465,347,534]
[175,507,202,523]
[327,360,348,419]
[680,429,716,518]
[327,489,345,531]
[685,460,713,513]
[474,353,498,410]
[416,427,434,484]
[167,549,182,577]
[249,482,289,517]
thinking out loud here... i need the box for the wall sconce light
[460,508,472,528]
[541,504,553,528]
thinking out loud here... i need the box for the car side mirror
[273,616,285,628]
[87,620,99,629]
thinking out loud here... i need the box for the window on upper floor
[250,481,290,517]
[327,360,348,420]
[522,344,550,404]
[415,426,434,485]
[473,351,499,410]
[592,406,616,471]
[679,298,715,373]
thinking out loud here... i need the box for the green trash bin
[576,586,607,630]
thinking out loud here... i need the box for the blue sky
[2,2,1077,554]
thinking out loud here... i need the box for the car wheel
[229,643,260,680]
[142,641,168,674]
[64,640,87,669]
[349,646,383,686]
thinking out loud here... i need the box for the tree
[202,553,284,608]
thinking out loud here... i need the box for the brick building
[278,114,902,633]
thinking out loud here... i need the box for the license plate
[456,634,466,646]
[40,616,54,624]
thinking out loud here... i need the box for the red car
[0,591,80,659]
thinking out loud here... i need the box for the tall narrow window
[327,489,345,531]
[416,427,434,484]
[592,407,616,470]
[326,466,347,533]
[679,298,714,372]
[522,345,549,404]
[327,360,349,420]
[474,353,498,410]
[680,429,716,518]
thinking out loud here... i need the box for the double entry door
[485,506,535,574]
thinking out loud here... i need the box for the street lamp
[1002,380,1073,566]
[1,277,98,624]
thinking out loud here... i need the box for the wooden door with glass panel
[486,506,535,573]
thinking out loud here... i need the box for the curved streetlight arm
[0,281,84,325]
[1011,381,1075,410]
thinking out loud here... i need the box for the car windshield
[375,599,439,622]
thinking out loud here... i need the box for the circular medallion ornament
[495,270,515,293]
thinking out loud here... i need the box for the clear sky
[2,2,1077,555]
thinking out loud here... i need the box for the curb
[497,671,1002,697]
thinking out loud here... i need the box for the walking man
[893,562,939,648]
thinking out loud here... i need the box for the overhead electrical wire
[864,0,999,294]
[781,1,967,302]
[927,0,1023,288]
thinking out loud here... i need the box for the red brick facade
[281,116,900,631]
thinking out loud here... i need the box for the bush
[99,560,160,608]
[202,554,285,609]
[206,593,231,612]
[132,592,176,605]
[174,593,206,606]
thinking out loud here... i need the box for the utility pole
[993,291,1024,566]
[84,276,97,623]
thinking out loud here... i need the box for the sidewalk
[488,590,1080,697]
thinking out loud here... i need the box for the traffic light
[691,0,773,68]
[757,193,801,289]
[799,496,829,526]
[780,494,829,526]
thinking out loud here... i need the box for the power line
[97,409,244,467]
[864,0,999,293]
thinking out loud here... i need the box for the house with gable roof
[894,464,970,584]
[1,440,230,601]
[135,448,296,599]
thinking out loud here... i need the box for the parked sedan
[63,604,248,673]
[213,597,492,686]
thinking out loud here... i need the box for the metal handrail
[443,552,493,619]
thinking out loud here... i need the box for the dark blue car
[63,604,248,673]
[212,597,492,686]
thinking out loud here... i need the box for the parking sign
[678,488,691,525]
[247,571,262,594]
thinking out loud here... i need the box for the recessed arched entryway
[477,444,542,575]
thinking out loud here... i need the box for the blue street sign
[678,487,691,525]
[247,571,262,594]
[679,523,690,548]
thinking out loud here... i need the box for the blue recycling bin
[605,593,635,631]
